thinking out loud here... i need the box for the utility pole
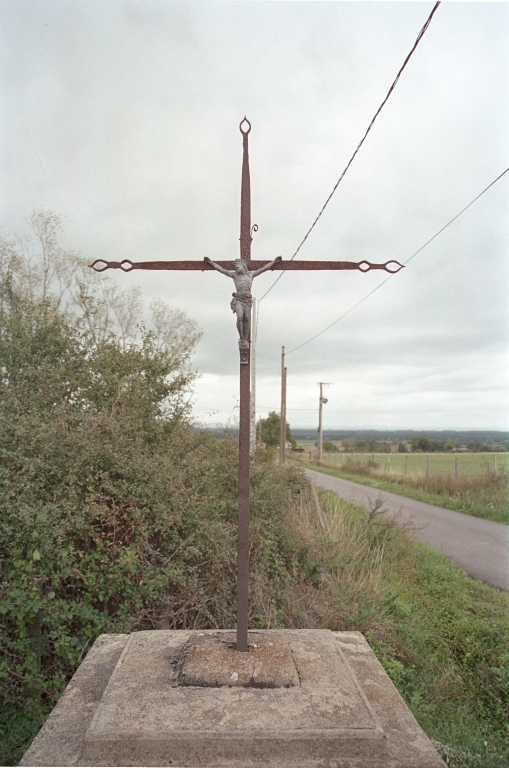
[250,298,257,457]
[317,383,330,462]
[279,346,287,464]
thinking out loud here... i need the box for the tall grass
[281,486,509,768]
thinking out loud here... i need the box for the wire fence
[299,451,508,479]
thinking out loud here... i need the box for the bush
[0,263,309,764]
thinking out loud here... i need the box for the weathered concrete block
[179,631,300,688]
[21,629,445,767]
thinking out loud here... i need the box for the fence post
[494,455,498,476]
[426,454,430,477]
[455,454,458,479]
[405,453,409,476]
[371,452,375,464]
[387,455,391,472]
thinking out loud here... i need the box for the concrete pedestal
[21,629,445,767]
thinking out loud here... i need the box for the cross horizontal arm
[89,258,404,274]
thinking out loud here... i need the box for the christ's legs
[235,303,251,339]
[235,304,244,337]
[242,308,251,340]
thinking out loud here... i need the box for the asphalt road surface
[305,468,509,592]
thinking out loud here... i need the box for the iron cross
[90,118,403,652]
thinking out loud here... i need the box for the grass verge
[291,458,509,524]
[281,484,509,768]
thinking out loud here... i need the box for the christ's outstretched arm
[251,255,282,277]
[203,257,234,277]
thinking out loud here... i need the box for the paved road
[306,468,509,592]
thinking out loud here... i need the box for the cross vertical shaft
[237,118,252,652]
[240,119,252,263]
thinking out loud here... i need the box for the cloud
[1,0,508,428]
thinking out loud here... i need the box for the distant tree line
[313,435,508,453]
[292,428,509,450]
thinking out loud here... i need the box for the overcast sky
[1,1,508,430]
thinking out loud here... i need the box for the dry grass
[297,457,509,523]
[282,485,416,636]
[279,480,509,768]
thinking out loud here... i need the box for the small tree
[411,435,431,453]
[258,412,296,448]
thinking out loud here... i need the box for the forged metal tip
[385,260,405,273]
[357,259,405,273]
[239,117,251,135]
[89,259,134,272]
[89,259,109,272]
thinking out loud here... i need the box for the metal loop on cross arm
[90,259,135,272]
[251,224,258,237]
[357,260,404,273]
[89,260,109,272]
[239,117,251,135]
[384,260,405,273]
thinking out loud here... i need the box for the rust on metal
[90,258,405,274]
[239,117,252,264]
[236,117,252,652]
[237,358,250,652]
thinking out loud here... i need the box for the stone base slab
[179,631,300,688]
[21,630,445,767]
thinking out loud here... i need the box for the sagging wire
[286,167,509,356]
[258,1,441,303]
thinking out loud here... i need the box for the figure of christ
[204,256,282,339]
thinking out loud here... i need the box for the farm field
[309,451,509,478]
[291,452,509,524]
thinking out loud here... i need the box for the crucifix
[90,118,403,653]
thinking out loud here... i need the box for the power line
[257,406,318,411]
[286,167,509,356]
[258,1,441,303]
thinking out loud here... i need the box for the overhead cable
[286,167,509,355]
[258,1,441,303]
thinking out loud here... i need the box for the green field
[314,451,509,478]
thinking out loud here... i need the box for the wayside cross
[90,118,403,652]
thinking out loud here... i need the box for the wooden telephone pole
[317,383,330,462]
[279,347,287,464]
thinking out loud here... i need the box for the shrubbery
[0,217,308,763]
